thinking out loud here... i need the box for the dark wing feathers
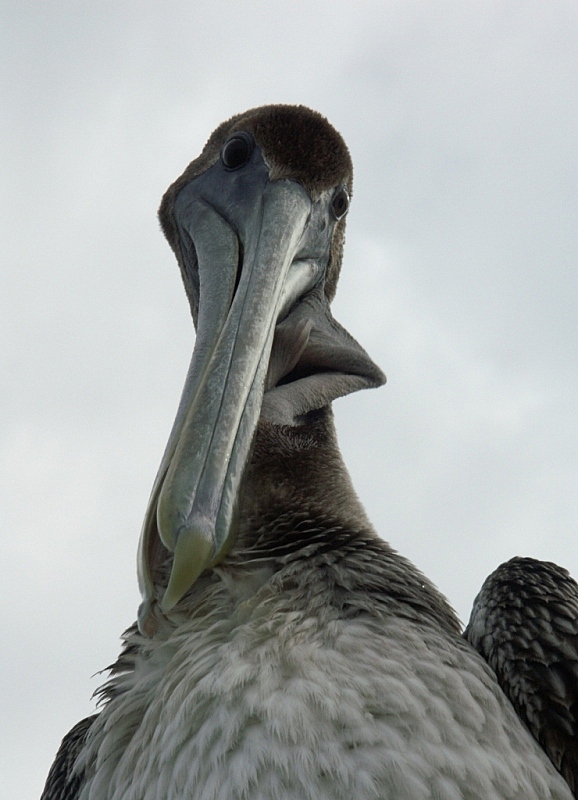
[40,715,97,800]
[465,557,578,794]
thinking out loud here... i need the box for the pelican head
[137,105,385,632]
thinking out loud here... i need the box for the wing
[465,557,578,795]
[40,714,97,800]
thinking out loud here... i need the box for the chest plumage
[77,543,571,800]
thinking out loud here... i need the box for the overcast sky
[2,2,578,797]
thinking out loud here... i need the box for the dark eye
[331,187,350,220]
[221,133,253,170]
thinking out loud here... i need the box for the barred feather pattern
[466,557,578,795]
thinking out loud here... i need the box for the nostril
[233,243,243,299]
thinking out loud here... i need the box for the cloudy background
[2,2,578,796]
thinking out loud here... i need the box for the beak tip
[160,527,215,613]
[160,591,178,614]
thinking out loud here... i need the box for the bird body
[46,415,573,800]
[75,572,570,800]
[42,106,576,800]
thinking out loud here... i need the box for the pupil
[332,188,349,219]
[222,136,250,169]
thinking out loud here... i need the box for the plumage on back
[466,557,578,794]
[41,716,96,800]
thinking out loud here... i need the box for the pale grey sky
[2,2,578,797]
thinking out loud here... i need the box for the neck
[143,405,459,638]
[236,407,372,551]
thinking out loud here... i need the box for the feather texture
[466,557,578,794]
[49,509,573,799]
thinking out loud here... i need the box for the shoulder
[41,715,97,800]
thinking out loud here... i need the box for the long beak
[138,177,321,619]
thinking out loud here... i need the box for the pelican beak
[137,140,384,630]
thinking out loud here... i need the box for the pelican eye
[331,187,350,220]
[221,133,254,170]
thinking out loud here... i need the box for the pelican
[42,105,575,799]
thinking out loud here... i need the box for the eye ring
[220,132,254,170]
[331,186,350,220]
